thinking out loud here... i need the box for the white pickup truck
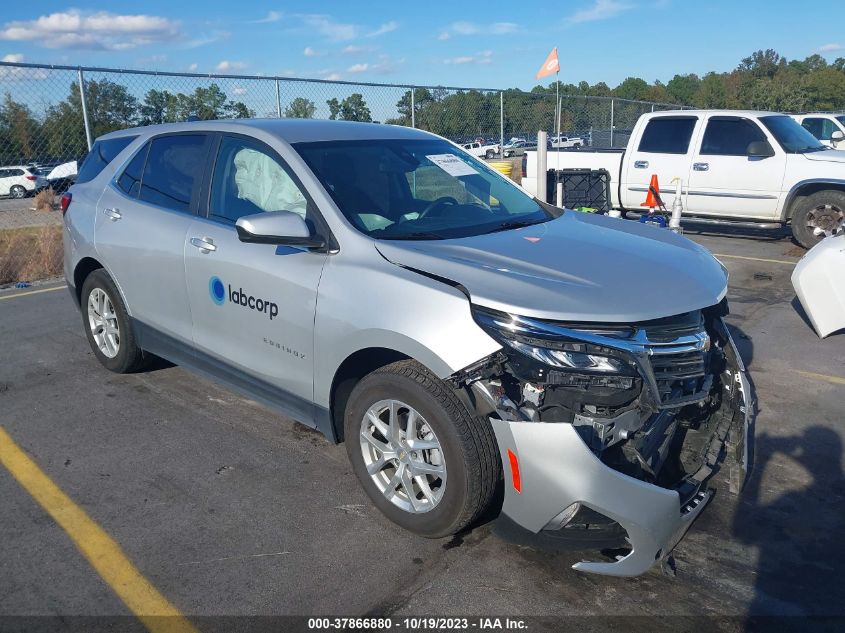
[522,110,845,248]
[461,141,500,159]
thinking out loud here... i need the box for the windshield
[837,116,845,128]
[294,138,553,240]
[759,115,828,153]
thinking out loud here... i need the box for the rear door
[94,133,212,344]
[621,115,698,209]
[685,115,785,219]
[183,134,329,416]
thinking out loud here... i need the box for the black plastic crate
[545,168,612,213]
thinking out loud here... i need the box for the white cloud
[216,60,246,72]
[323,72,342,81]
[252,11,283,24]
[303,46,322,57]
[232,85,247,95]
[367,21,398,37]
[443,50,493,65]
[0,10,181,50]
[347,63,369,73]
[567,0,634,24]
[183,30,229,49]
[299,14,358,41]
[438,21,518,39]
[2,53,24,62]
[342,44,374,55]
[187,63,198,71]
[0,53,48,80]
[816,43,843,53]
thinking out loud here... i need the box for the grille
[649,349,708,405]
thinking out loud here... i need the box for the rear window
[76,136,137,184]
[637,117,697,154]
[138,134,207,213]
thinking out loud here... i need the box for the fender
[780,178,845,221]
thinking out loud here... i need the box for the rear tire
[80,269,150,374]
[791,190,845,249]
[9,185,26,199]
[344,360,500,538]
[485,150,495,159]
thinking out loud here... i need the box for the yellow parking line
[0,427,199,633]
[713,253,797,266]
[795,370,845,386]
[0,285,66,301]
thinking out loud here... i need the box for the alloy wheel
[807,203,845,238]
[87,288,120,358]
[359,399,447,514]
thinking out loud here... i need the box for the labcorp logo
[208,276,279,320]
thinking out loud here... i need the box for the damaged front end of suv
[452,300,753,577]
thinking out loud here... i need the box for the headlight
[506,339,628,372]
[471,306,639,386]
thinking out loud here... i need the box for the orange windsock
[641,174,663,208]
[535,48,560,80]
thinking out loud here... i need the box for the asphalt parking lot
[1,229,843,632]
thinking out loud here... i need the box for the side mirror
[235,211,325,249]
[747,140,775,158]
[831,130,844,146]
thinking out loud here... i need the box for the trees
[284,97,316,119]
[0,94,39,163]
[326,93,372,122]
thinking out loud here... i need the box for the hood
[375,212,728,323]
[803,149,845,163]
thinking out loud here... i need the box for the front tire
[485,150,495,159]
[80,269,149,373]
[344,360,500,538]
[791,190,845,249]
[9,185,26,199]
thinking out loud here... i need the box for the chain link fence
[0,60,690,171]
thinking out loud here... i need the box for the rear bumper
[490,327,752,577]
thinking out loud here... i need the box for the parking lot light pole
[410,89,415,128]
[610,98,615,148]
[77,68,93,152]
[500,91,504,158]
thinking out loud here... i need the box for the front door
[685,115,785,219]
[184,134,328,418]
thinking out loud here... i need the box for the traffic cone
[641,174,664,209]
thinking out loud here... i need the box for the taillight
[25,175,37,181]
[60,193,72,216]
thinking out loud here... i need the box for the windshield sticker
[426,154,478,177]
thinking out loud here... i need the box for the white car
[550,135,585,149]
[0,165,47,198]
[523,110,845,248]
[791,113,845,149]
[792,234,845,338]
[461,141,500,159]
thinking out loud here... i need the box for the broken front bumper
[489,326,753,577]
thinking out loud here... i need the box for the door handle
[103,208,122,221]
[190,237,217,253]
[634,160,649,169]
[693,162,710,171]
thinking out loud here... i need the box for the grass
[33,187,57,213]
[0,225,63,285]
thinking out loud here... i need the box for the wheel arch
[72,257,105,307]
[329,347,412,443]
[782,179,845,221]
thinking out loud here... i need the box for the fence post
[610,98,615,148]
[77,68,93,151]
[499,91,504,157]
[275,79,282,118]
[410,89,415,128]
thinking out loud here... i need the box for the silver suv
[63,119,751,576]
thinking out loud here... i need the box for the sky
[1,1,843,91]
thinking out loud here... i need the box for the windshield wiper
[382,231,446,240]
[483,218,547,235]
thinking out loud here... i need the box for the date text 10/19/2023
[308,617,528,630]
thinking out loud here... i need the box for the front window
[837,115,845,128]
[759,115,827,153]
[294,139,553,240]
[700,117,767,156]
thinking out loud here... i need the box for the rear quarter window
[76,136,138,184]
[637,117,697,154]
